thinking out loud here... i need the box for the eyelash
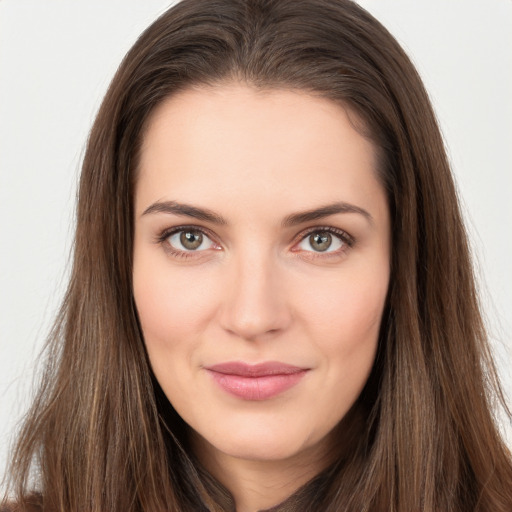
[292,226,355,258]
[155,225,219,260]
[155,225,355,260]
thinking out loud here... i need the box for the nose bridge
[220,244,290,340]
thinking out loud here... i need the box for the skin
[133,83,391,512]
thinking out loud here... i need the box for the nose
[219,251,292,341]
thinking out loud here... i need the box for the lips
[205,361,308,400]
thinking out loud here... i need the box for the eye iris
[309,232,332,252]
[180,230,203,250]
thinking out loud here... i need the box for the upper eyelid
[292,225,354,246]
[157,224,217,242]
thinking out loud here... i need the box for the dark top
[1,467,332,512]
[198,462,333,511]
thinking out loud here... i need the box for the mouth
[204,361,309,401]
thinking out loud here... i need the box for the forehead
[140,83,373,161]
[136,83,383,219]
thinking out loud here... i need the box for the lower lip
[207,370,307,400]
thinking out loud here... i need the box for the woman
[2,0,511,510]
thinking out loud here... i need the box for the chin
[227,437,305,461]
[191,414,330,465]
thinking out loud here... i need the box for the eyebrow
[282,202,373,227]
[141,200,372,226]
[141,200,228,225]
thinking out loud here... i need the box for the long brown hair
[3,0,512,510]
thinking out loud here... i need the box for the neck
[191,432,337,512]
[188,404,365,511]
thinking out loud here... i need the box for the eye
[165,228,217,252]
[294,228,352,254]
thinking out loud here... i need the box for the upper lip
[205,361,307,377]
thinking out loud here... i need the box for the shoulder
[0,505,42,512]
[0,495,43,512]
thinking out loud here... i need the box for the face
[133,84,390,467]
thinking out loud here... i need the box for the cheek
[298,268,388,343]
[318,277,386,384]
[133,260,217,344]
[132,264,216,403]
[293,265,388,391]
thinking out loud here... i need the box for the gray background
[1,0,511,478]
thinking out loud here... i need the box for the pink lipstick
[205,361,308,400]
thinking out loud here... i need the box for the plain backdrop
[1,0,511,478]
